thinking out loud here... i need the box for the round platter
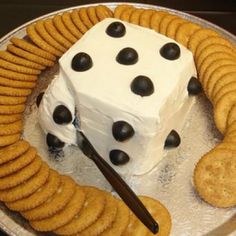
[0,2,236,236]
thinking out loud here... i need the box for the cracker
[194,148,236,207]
[166,17,187,39]
[0,95,26,105]
[226,104,236,130]
[79,7,94,29]
[6,169,60,212]
[0,114,22,124]
[0,162,49,202]
[0,104,25,115]
[0,133,20,147]
[159,14,178,35]
[30,186,85,232]
[53,15,77,44]
[44,18,72,49]
[0,155,41,190]
[130,8,144,25]
[101,199,130,236]
[0,51,45,70]
[140,9,155,28]
[54,186,106,235]
[22,175,76,221]
[114,5,134,19]
[214,90,236,133]
[0,58,41,75]
[95,5,113,21]
[150,11,167,32]
[188,28,219,54]
[62,12,83,39]
[87,7,99,25]
[0,76,36,89]
[123,196,172,236]
[0,140,29,165]
[71,9,88,34]
[79,192,117,236]
[0,85,32,97]
[175,22,201,47]
[0,67,37,82]
[225,120,236,135]
[7,44,55,67]
[0,120,23,136]
[215,141,236,151]
[0,146,36,177]
[120,7,136,22]
[34,20,67,53]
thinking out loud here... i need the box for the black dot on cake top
[116,47,138,65]
[187,76,202,95]
[53,105,72,125]
[160,42,180,60]
[71,52,93,71]
[106,21,126,38]
[36,92,44,107]
[112,121,134,141]
[46,133,65,149]
[109,149,130,165]
[164,130,181,148]
[131,75,154,97]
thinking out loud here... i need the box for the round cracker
[0,133,21,147]
[120,7,136,22]
[95,5,113,21]
[0,120,23,136]
[0,95,27,105]
[166,17,187,39]
[130,8,144,25]
[78,7,94,29]
[87,7,99,25]
[0,104,25,115]
[139,9,155,28]
[150,11,167,32]
[159,14,178,35]
[0,114,22,124]
[114,4,134,19]
[71,9,88,34]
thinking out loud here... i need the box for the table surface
[0,1,236,236]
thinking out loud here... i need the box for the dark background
[0,0,236,38]
[0,0,236,235]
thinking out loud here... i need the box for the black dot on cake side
[53,105,72,125]
[164,130,181,148]
[46,133,65,149]
[187,76,202,95]
[116,47,138,65]
[106,21,126,38]
[112,121,134,141]
[71,52,93,71]
[131,75,154,96]
[160,42,181,60]
[109,150,130,165]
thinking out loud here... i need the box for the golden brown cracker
[188,28,219,54]
[215,141,236,151]
[0,155,41,190]
[139,9,155,28]
[150,11,167,32]
[30,186,85,232]
[44,18,72,49]
[166,17,187,39]
[123,196,172,236]
[130,8,144,25]
[0,104,25,115]
[120,6,136,22]
[53,15,77,44]
[0,51,45,70]
[0,146,36,178]
[0,95,26,105]
[6,169,60,212]
[0,114,22,124]
[159,14,178,35]
[54,186,106,235]
[79,7,94,29]
[87,7,99,25]
[175,22,201,47]
[71,9,88,34]
[101,199,130,236]
[194,148,236,208]
[96,5,113,21]
[214,90,236,133]
[7,44,55,67]
[0,85,32,97]
[22,175,76,221]
[0,120,23,136]
[35,20,67,53]
[225,120,236,136]
[0,58,41,75]
[227,104,236,129]
[0,76,36,89]
[62,12,83,39]
[114,5,134,19]
[0,133,21,147]
[0,162,49,202]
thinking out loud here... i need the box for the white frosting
[38,18,197,175]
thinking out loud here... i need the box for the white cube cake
[38,18,197,175]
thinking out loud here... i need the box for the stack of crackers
[0,3,236,235]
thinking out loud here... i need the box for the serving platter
[0,2,236,236]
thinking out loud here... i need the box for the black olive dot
[164,130,181,148]
[71,52,93,71]
[131,75,154,97]
[112,121,134,141]
[106,21,126,38]
[160,42,180,60]
[53,105,72,125]
[36,92,44,107]
[46,133,65,149]
[109,150,130,165]
[187,76,202,95]
[116,47,138,65]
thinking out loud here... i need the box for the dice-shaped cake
[38,18,197,175]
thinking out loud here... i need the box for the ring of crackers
[1,3,236,235]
